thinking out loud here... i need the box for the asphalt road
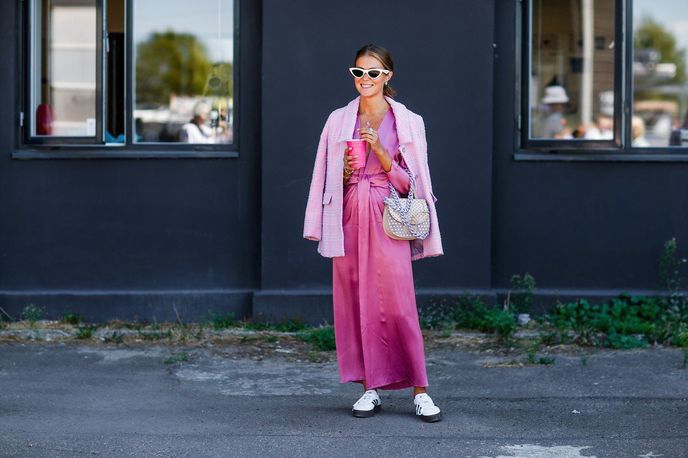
[1,342,686,457]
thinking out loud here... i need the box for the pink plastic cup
[346,139,367,169]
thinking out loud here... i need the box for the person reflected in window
[180,101,214,143]
[584,113,614,140]
[540,85,570,138]
[134,118,145,142]
[669,107,688,146]
[632,115,650,147]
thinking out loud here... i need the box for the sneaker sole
[418,412,441,422]
[352,404,382,418]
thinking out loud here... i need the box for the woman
[303,44,443,422]
[179,101,214,143]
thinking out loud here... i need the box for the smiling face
[353,54,393,98]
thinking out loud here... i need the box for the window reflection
[133,0,234,144]
[30,0,97,137]
[529,0,616,140]
[633,0,688,148]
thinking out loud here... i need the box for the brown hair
[354,43,397,98]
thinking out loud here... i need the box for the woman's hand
[358,126,385,156]
[343,146,356,183]
[343,146,358,170]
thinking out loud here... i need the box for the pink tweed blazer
[303,95,443,261]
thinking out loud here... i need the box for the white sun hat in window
[193,100,212,117]
[542,85,570,104]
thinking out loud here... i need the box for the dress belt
[346,171,389,188]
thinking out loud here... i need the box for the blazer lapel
[337,98,361,142]
[384,97,419,181]
[385,96,413,145]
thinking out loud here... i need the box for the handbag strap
[387,165,416,200]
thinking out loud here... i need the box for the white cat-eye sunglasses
[348,67,390,79]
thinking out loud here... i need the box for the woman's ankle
[413,386,427,397]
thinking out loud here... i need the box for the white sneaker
[414,393,441,422]
[352,389,381,417]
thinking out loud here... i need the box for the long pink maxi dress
[332,108,429,390]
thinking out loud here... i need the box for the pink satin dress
[332,108,429,390]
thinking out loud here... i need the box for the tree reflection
[134,30,233,143]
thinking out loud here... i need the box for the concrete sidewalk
[0,342,686,457]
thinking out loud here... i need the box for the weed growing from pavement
[524,344,538,364]
[203,311,309,334]
[537,355,555,365]
[163,352,189,365]
[22,304,46,326]
[103,331,124,344]
[272,319,310,332]
[62,312,84,325]
[76,325,96,339]
[189,327,204,341]
[508,273,536,314]
[657,238,688,345]
[657,238,686,298]
[307,350,330,363]
[676,324,688,347]
[262,334,279,343]
[538,330,570,346]
[205,311,239,329]
[419,294,517,340]
[521,339,555,365]
[295,326,336,352]
[240,319,309,332]
[243,320,272,331]
[549,296,656,348]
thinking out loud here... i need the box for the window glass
[133,0,234,144]
[529,0,616,140]
[30,0,97,137]
[632,0,688,148]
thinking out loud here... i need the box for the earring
[384,81,388,86]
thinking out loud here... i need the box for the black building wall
[0,1,263,321]
[256,0,496,322]
[2,0,681,325]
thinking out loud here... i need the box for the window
[519,0,688,154]
[132,0,234,145]
[28,0,102,143]
[21,0,237,154]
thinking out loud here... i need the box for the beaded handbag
[382,167,430,240]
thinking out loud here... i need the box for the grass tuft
[295,326,336,352]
